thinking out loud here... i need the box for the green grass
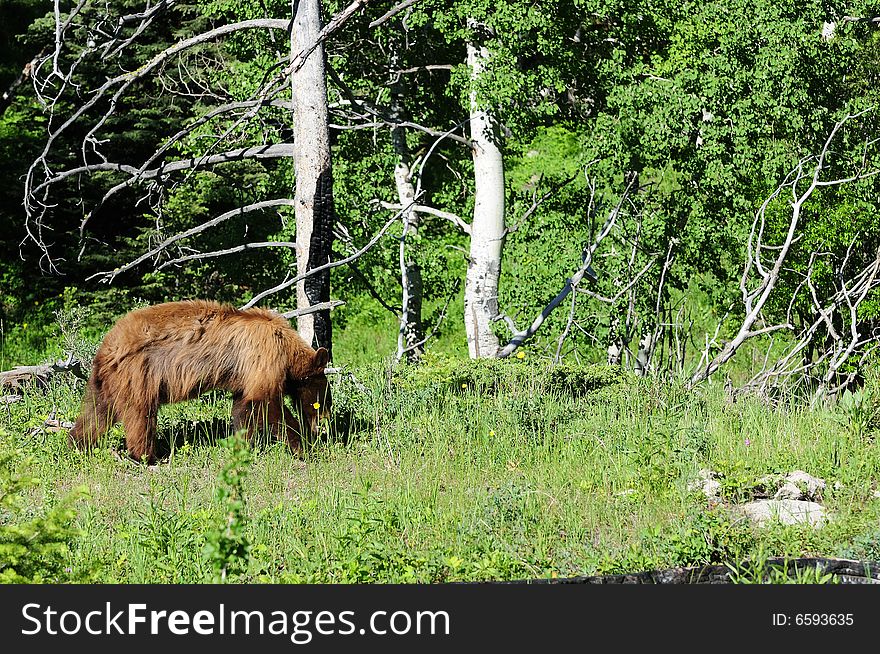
[3,352,880,584]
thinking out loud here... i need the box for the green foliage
[836,387,880,440]
[0,440,86,583]
[711,459,764,504]
[132,481,207,583]
[595,507,756,574]
[321,491,446,583]
[204,434,252,583]
[391,351,629,396]
[727,551,838,584]
[54,305,101,367]
[835,526,880,562]
[3,352,880,583]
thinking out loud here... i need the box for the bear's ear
[313,347,330,372]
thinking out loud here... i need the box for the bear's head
[287,346,331,436]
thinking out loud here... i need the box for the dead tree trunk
[391,49,424,362]
[292,0,335,355]
[0,48,46,116]
[464,23,504,359]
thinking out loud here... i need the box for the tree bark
[292,0,335,355]
[464,25,504,359]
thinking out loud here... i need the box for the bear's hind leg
[69,379,116,451]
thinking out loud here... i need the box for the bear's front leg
[274,400,304,455]
[231,394,302,454]
[231,394,265,442]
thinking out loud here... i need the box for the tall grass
[2,353,880,583]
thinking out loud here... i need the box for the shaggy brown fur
[69,300,331,463]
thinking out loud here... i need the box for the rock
[785,470,825,501]
[688,469,722,500]
[702,478,722,499]
[773,482,804,501]
[738,499,827,528]
[758,470,825,501]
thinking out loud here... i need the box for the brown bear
[68,300,331,463]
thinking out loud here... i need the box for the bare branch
[90,199,297,282]
[691,109,879,385]
[326,64,471,146]
[377,200,470,234]
[0,355,86,390]
[290,0,373,74]
[34,143,296,198]
[576,254,657,304]
[497,174,637,358]
[158,241,298,269]
[369,0,422,28]
[394,64,454,75]
[100,0,179,58]
[280,300,345,319]
[241,199,418,309]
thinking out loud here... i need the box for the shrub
[0,439,86,583]
[204,434,252,583]
[391,352,630,397]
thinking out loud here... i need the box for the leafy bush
[0,440,86,583]
[391,352,629,396]
[595,506,756,575]
[204,434,252,583]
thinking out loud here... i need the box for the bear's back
[101,300,307,357]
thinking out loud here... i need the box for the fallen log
[0,356,86,391]
[505,557,880,584]
[25,413,76,437]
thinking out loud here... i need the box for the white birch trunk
[391,51,423,362]
[464,29,504,359]
[395,158,424,361]
[634,331,656,376]
[292,0,334,353]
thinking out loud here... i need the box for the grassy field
[3,342,880,584]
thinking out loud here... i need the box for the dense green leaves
[2,1,879,373]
